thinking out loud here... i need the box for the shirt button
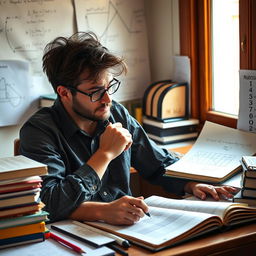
[92,185,97,191]
[103,191,108,196]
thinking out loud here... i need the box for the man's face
[71,72,113,122]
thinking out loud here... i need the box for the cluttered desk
[1,122,256,256]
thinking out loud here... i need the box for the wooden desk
[118,222,256,256]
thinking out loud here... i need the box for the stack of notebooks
[233,156,256,206]
[142,116,199,145]
[0,155,49,248]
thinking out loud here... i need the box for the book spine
[242,176,256,189]
[143,123,198,137]
[0,222,46,239]
[0,232,45,247]
[241,188,256,198]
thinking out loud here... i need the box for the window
[179,0,256,128]
[211,0,239,116]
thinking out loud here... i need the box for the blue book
[0,232,45,248]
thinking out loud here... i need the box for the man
[20,32,237,224]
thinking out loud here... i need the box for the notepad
[51,220,114,247]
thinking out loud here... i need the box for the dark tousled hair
[42,31,127,92]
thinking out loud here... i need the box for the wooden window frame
[179,0,256,128]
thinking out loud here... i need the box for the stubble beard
[72,101,112,122]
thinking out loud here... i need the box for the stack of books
[142,116,199,145]
[0,155,49,248]
[233,156,256,206]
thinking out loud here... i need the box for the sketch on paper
[74,0,151,101]
[0,77,23,107]
[0,60,33,127]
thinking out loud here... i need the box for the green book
[0,210,48,229]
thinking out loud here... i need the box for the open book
[84,195,256,251]
[166,121,256,183]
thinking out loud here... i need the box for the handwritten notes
[0,0,74,75]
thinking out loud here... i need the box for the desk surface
[122,222,256,256]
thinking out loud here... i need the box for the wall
[0,0,180,158]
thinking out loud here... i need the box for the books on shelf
[0,155,48,181]
[83,195,256,251]
[39,93,57,108]
[165,121,256,183]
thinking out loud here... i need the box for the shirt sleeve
[19,122,101,222]
[128,115,189,196]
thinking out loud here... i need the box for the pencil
[49,232,85,254]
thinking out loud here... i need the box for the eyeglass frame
[65,78,121,102]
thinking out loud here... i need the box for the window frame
[179,0,256,128]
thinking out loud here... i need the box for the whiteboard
[74,0,151,101]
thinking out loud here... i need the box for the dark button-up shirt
[20,99,188,221]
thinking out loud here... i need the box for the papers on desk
[51,220,115,247]
[0,228,114,256]
[166,121,256,183]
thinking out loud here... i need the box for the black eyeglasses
[66,78,121,102]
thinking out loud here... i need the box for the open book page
[0,156,46,173]
[166,121,256,183]
[185,196,256,225]
[145,195,235,220]
[87,207,222,250]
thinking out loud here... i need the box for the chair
[14,138,20,156]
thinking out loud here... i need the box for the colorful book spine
[0,232,45,248]
[0,222,46,239]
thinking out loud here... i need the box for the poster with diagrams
[0,0,75,126]
[0,60,31,126]
[0,0,75,75]
[74,0,151,102]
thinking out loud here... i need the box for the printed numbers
[248,81,254,131]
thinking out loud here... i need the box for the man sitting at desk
[19,32,237,224]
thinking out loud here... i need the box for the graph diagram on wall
[74,0,151,101]
[0,61,31,127]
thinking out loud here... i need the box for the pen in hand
[49,232,85,254]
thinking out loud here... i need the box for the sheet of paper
[74,0,151,101]
[237,70,256,133]
[166,121,256,180]
[0,0,74,75]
